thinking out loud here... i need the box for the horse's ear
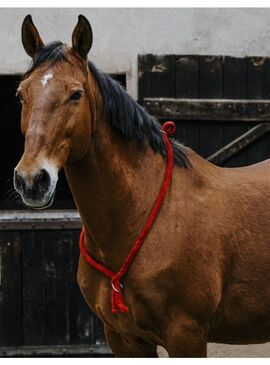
[72,15,93,59]
[21,15,44,58]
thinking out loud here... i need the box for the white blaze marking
[42,160,58,189]
[41,73,53,87]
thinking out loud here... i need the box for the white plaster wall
[1,8,270,98]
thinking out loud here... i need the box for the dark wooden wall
[139,55,270,167]
[0,229,106,349]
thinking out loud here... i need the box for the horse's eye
[70,90,83,102]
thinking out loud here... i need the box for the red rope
[79,121,175,314]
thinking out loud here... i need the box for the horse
[14,14,270,357]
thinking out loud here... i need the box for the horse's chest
[77,260,156,338]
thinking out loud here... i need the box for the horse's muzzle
[13,168,55,208]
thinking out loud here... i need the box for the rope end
[111,279,129,314]
[162,121,176,136]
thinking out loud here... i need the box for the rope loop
[79,120,176,314]
[162,121,176,136]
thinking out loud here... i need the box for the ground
[157,343,270,357]
[208,343,270,357]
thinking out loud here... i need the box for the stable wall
[1,8,270,98]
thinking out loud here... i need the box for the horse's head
[14,15,95,208]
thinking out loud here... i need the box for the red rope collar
[79,121,176,314]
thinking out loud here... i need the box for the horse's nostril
[34,169,51,191]
[14,171,26,192]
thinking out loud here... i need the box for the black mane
[24,41,191,168]
[23,41,67,78]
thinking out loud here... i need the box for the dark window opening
[0,73,126,210]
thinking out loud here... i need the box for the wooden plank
[266,129,270,161]
[223,56,249,166]
[176,56,199,98]
[138,54,155,104]
[0,210,81,231]
[0,231,22,346]
[207,123,270,165]
[0,344,112,357]
[144,98,270,121]
[224,57,247,98]
[138,54,175,100]
[199,56,224,158]
[0,220,81,231]
[222,121,249,167]
[248,57,266,99]
[175,55,200,153]
[246,122,270,165]
[247,57,269,165]
[264,59,270,160]
[199,120,223,159]
[22,231,46,346]
[171,120,200,154]
[199,56,223,98]
[150,55,175,98]
[263,58,270,98]
[45,231,71,345]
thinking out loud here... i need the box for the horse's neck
[65,119,165,269]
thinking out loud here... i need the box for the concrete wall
[1,8,270,98]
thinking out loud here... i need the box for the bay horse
[14,14,270,357]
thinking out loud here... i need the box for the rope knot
[162,121,176,136]
[111,278,123,293]
[111,278,129,314]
